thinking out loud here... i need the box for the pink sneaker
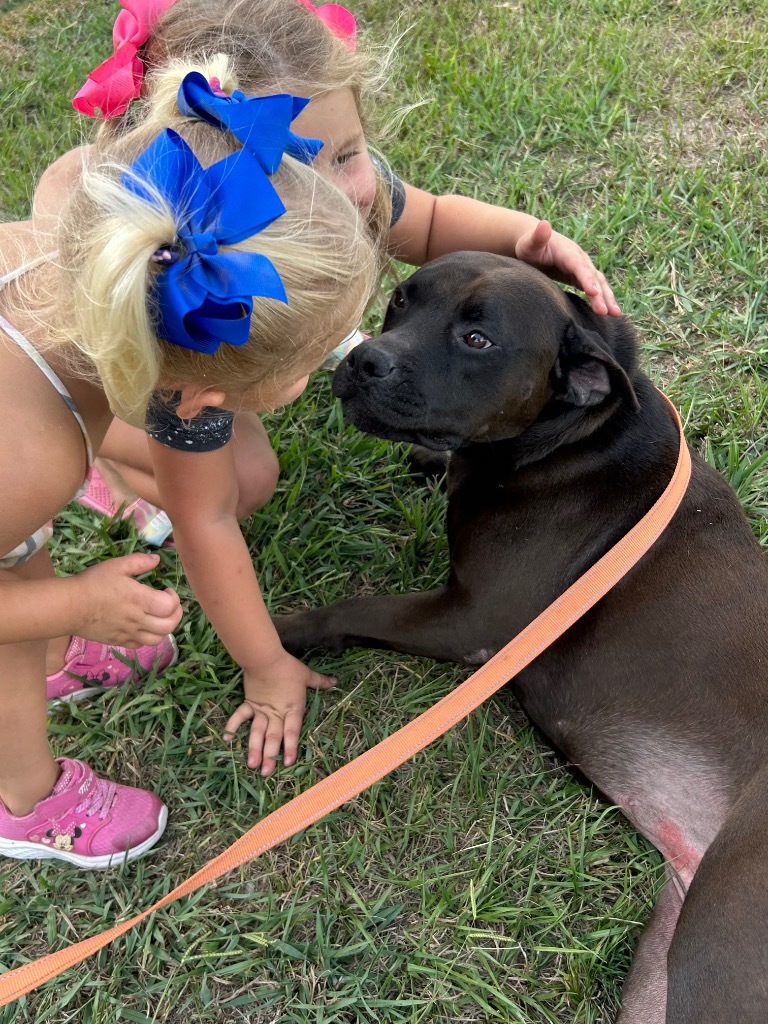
[0,758,167,868]
[76,467,173,547]
[46,634,178,704]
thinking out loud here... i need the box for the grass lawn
[1,0,767,1020]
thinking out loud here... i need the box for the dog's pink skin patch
[650,820,702,887]
[592,748,729,894]
[609,779,721,893]
[617,797,703,889]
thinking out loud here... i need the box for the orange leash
[0,392,691,1006]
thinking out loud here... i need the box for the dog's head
[333,252,639,453]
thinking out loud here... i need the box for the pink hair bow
[295,1,357,49]
[72,0,178,118]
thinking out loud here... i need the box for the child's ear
[176,386,228,420]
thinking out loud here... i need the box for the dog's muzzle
[332,341,463,451]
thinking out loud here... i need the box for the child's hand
[73,552,182,646]
[514,220,621,316]
[222,652,337,776]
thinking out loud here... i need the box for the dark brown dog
[276,251,768,1023]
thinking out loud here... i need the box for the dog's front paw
[273,609,347,656]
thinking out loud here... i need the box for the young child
[0,52,378,867]
[36,0,621,781]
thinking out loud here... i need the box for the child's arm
[0,552,180,646]
[388,182,620,316]
[148,437,336,776]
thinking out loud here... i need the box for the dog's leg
[406,444,449,481]
[275,588,481,663]
[662,763,768,1023]
[616,866,685,1024]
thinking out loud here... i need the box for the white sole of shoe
[0,804,168,869]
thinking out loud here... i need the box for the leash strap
[0,392,691,1006]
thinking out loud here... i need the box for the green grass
[1,0,768,1020]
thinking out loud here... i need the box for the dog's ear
[552,322,640,411]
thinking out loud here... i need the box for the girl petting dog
[0,53,377,867]
[30,0,620,795]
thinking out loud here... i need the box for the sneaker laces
[74,774,118,821]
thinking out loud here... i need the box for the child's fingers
[306,669,337,690]
[130,627,175,647]
[586,289,609,315]
[599,275,622,316]
[142,585,181,618]
[117,551,161,577]
[515,219,551,260]
[248,712,269,772]
[161,588,184,630]
[585,273,621,317]
[563,249,599,291]
[134,607,181,639]
[260,714,288,776]
[136,609,183,642]
[566,257,617,314]
[530,218,552,248]
[279,710,303,769]
[222,702,254,741]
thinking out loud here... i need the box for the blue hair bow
[178,72,324,168]
[123,128,290,354]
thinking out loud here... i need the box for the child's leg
[0,552,66,811]
[231,412,280,518]
[0,627,59,816]
[95,413,280,520]
[0,626,167,865]
[98,419,162,507]
[0,555,168,866]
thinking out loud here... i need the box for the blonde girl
[0,52,377,867]
[34,0,620,781]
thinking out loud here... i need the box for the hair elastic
[150,247,180,264]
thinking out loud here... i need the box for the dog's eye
[391,290,406,309]
[463,331,492,350]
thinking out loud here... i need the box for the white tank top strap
[0,250,58,287]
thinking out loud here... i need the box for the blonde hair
[103,0,394,244]
[46,54,379,425]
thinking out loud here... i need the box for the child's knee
[235,442,279,517]
[233,414,280,517]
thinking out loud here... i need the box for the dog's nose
[346,343,397,379]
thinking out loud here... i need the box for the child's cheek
[286,375,310,402]
[270,375,310,410]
